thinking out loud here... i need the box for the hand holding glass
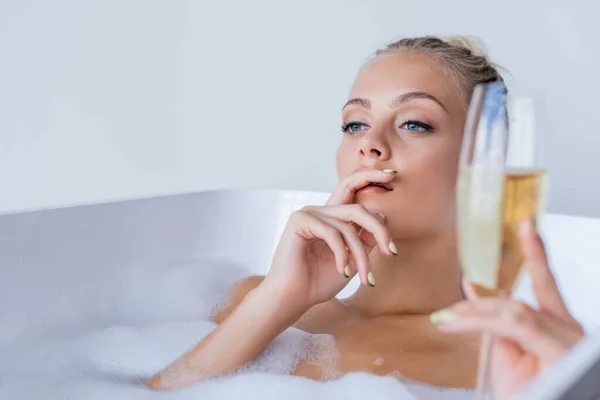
[457,82,548,398]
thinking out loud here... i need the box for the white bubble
[0,259,475,400]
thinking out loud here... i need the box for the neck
[347,231,463,316]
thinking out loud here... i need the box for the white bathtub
[0,189,598,399]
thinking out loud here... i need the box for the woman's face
[336,51,468,238]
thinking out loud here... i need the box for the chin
[355,195,450,239]
[354,193,398,216]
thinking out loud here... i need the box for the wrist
[250,279,309,322]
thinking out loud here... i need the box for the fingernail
[383,169,397,174]
[377,212,386,221]
[388,241,398,256]
[344,265,351,278]
[430,309,458,325]
[367,272,375,287]
[499,308,516,323]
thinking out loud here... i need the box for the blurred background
[1,0,597,217]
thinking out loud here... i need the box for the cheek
[335,141,353,178]
[406,146,459,208]
[410,144,459,181]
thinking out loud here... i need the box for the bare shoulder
[213,275,265,323]
[212,275,349,332]
[293,299,353,332]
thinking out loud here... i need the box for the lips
[357,182,393,192]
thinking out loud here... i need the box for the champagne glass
[457,82,548,399]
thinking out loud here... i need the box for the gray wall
[1,0,598,216]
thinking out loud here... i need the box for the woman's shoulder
[213,275,266,323]
[212,275,348,330]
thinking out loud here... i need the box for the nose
[358,131,391,162]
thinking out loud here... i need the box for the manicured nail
[344,265,351,278]
[388,241,398,256]
[382,169,397,174]
[367,272,375,287]
[430,309,458,325]
[377,212,386,221]
[499,308,516,323]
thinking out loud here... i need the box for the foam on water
[0,259,474,400]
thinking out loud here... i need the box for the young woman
[146,36,583,398]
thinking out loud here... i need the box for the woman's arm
[145,277,307,390]
[145,170,396,390]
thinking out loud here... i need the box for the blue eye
[341,122,368,133]
[401,120,434,133]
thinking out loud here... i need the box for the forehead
[349,51,464,111]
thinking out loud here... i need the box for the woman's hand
[144,169,398,390]
[430,220,584,399]
[262,169,398,312]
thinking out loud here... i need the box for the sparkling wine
[458,167,548,297]
[457,81,545,400]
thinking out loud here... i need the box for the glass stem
[475,331,494,400]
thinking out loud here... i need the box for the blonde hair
[373,35,504,105]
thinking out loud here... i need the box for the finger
[306,205,395,256]
[326,169,397,206]
[445,297,534,315]
[519,220,572,321]
[461,278,479,301]
[493,339,539,390]
[322,215,373,286]
[433,312,570,363]
[290,211,349,276]
[335,224,370,280]
[447,297,581,338]
[495,337,524,366]
[358,212,386,250]
[342,256,362,280]
[431,300,577,361]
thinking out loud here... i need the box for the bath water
[0,260,474,399]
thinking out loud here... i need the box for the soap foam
[0,259,474,400]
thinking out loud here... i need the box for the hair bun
[441,35,490,59]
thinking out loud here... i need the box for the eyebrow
[342,98,371,110]
[342,91,448,113]
[390,91,448,113]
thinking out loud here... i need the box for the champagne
[457,82,543,400]
[458,167,548,297]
